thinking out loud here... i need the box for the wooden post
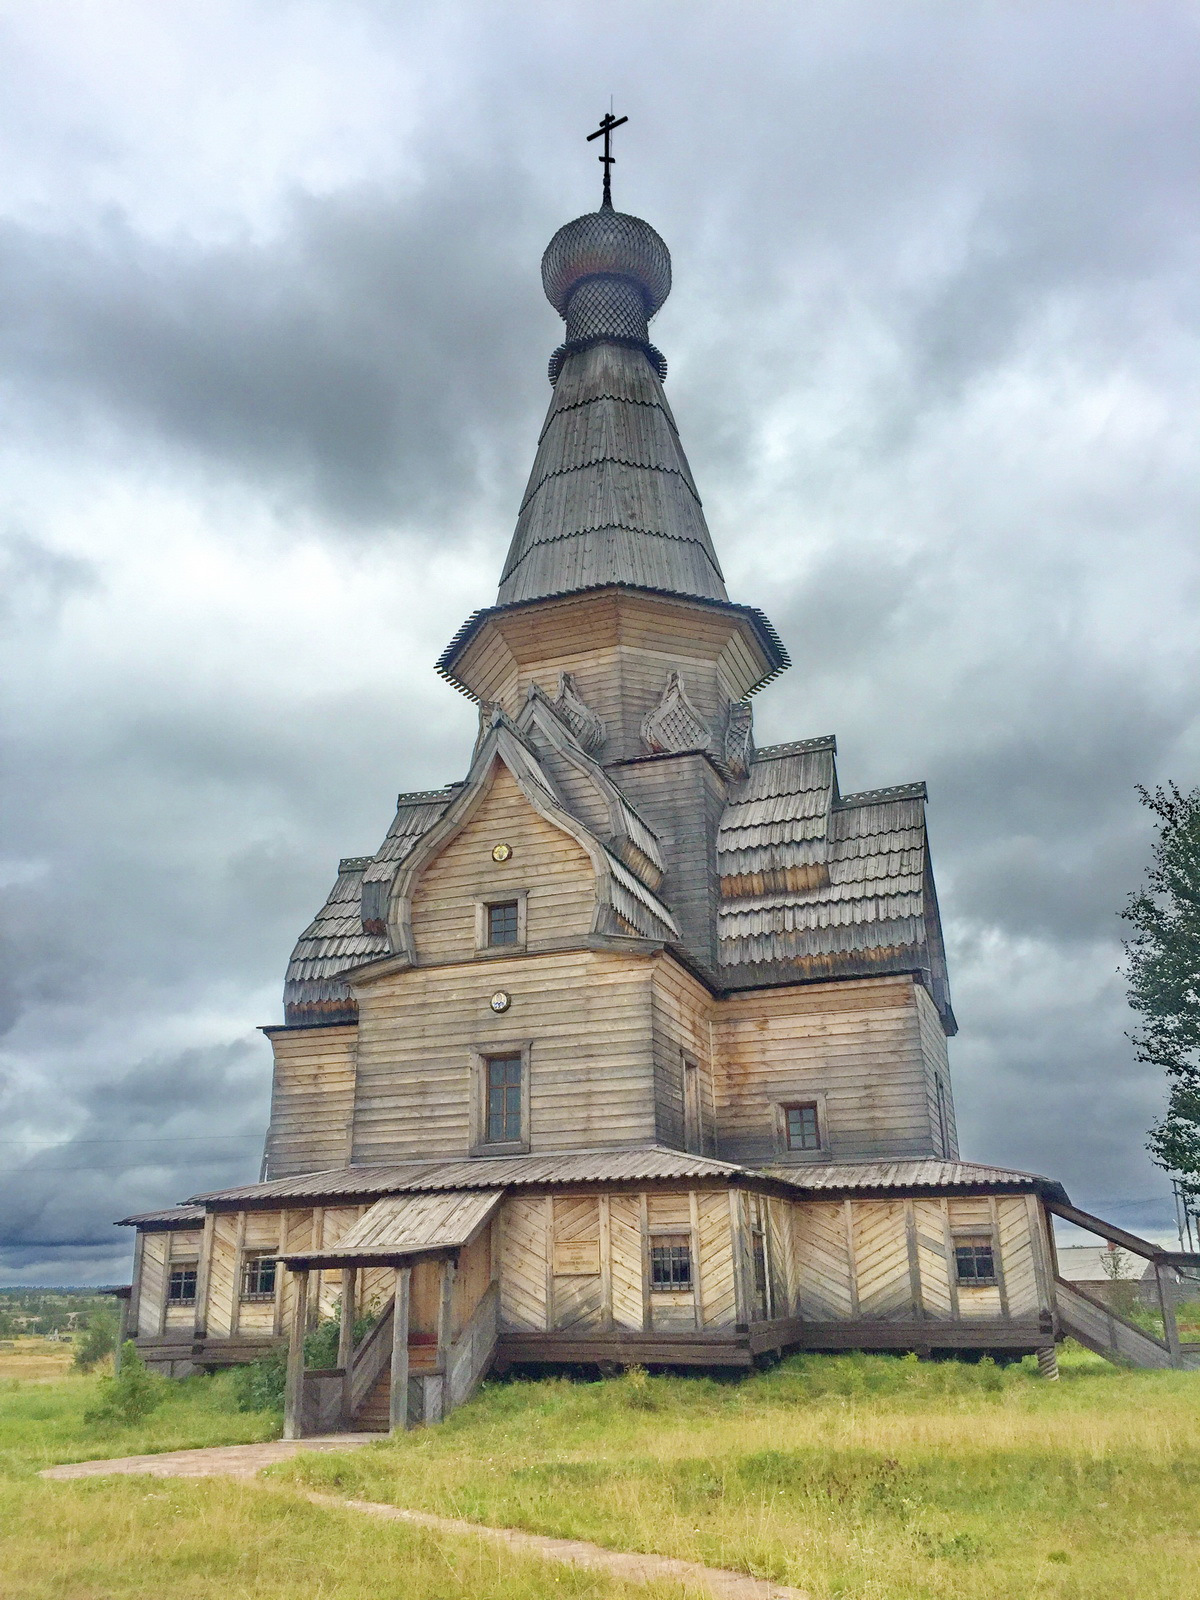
[389,1266,411,1434]
[1036,1346,1060,1381]
[337,1266,358,1425]
[126,1231,145,1349]
[283,1269,309,1441]
[192,1214,215,1342]
[1156,1263,1183,1368]
[437,1256,457,1422]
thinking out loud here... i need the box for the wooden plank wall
[499,1196,550,1331]
[787,1195,1046,1324]
[914,983,957,1158]
[455,589,767,765]
[712,978,942,1164]
[650,959,715,1154]
[409,765,596,960]
[498,1189,738,1337]
[613,755,726,971]
[137,1235,168,1336]
[264,1025,357,1180]
[352,949,658,1164]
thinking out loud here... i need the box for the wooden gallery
[116,174,1200,1435]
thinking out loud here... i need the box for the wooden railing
[445,1282,499,1412]
[346,1301,395,1421]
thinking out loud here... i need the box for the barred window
[241,1255,277,1301]
[486,1053,523,1143]
[167,1266,197,1305]
[486,901,520,946]
[783,1103,820,1152]
[954,1237,997,1285]
[650,1235,693,1291]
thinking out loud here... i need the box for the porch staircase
[1055,1278,1200,1370]
[299,1283,500,1436]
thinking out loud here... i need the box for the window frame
[649,1232,694,1293]
[239,1252,278,1303]
[166,1264,198,1306]
[474,890,528,955]
[469,1040,533,1155]
[952,1233,998,1287]
[772,1093,828,1161]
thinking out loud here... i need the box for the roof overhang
[437,584,789,704]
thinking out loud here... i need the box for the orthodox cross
[587,110,628,207]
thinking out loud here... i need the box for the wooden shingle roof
[497,342,727,607]
[716,741,954,1027]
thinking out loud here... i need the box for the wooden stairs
[1055,1279,1200,1370]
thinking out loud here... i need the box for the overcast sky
[2,1,1198,1284]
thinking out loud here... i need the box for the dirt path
[41,1440,811,1599]
[40,1435,380,1480]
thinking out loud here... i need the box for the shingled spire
[495,194,727,607]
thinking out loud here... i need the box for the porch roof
[276,1189,503,1269]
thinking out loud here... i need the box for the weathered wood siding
[264,1025,357,1179]
[915,983,958,1158]
[409,764,596,961]
[786,1195,1046,1325]
[137,1234,168,1336]
[499,1195,549,1331]
[452,591,770,765]
[650,958,714,1153]
[712,977,940,1163]
[351,950,658,1163]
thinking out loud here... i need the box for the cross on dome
[587,109,628,208]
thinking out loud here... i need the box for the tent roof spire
[493,132,727,608]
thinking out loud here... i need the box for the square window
[650,1235,693,1291]
[167,1266,197,1305]
[485,1053,523,1143]
[954,1237,997,1285]
[241,1255,277,1301]
[784,1103,821,1152]
[486,901,520,946]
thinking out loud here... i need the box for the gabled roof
[716,741,954,1027]
[281,704,679,1025]
[278,1190,503,1267]
[496,342,727,607]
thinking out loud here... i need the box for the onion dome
[541,201,672,384]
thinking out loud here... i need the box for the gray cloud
[3,0,1200,1279]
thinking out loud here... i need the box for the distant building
[117,143,1200,1430]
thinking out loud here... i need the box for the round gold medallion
[491,842,512,863]
[490,990,511,1014]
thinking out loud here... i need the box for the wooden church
[117,141,1197,1433]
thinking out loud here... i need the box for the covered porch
[276,1189,501,1438]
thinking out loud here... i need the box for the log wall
[712,976,941,1163]
[352,949,658,1163]
[264,1024,357,1180]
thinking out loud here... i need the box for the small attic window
[487,901,520,946]
[476,892,527,953]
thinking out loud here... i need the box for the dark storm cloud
[4,0,1200,1280]
[0,172,552,528]
[0,1040,266,1282]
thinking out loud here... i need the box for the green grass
[0,1348,690,1599]
[7,1340,1200,1598]
[270,1347,1200,1600]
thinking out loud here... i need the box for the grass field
[5,1336,1200,1599]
